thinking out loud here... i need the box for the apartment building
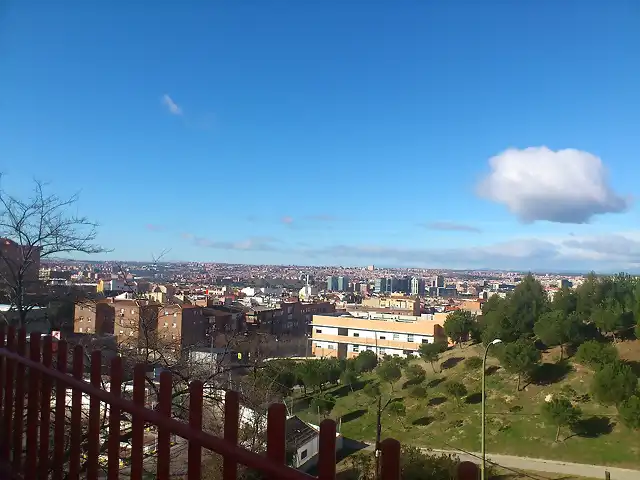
[311,311,446,359]
[74,298,209,352]
[361,296,420,315]
[0,238,40,291]
[279,300,335,336]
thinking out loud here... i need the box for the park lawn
[295,341,640,469]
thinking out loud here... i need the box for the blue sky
[2,1,640,271]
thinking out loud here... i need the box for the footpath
[353,440,640,479]
[429,448,640,480]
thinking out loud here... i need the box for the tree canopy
[498,338,541,391]
[541,397,582,442]
[419,341,447,373]
[443,310,475,346]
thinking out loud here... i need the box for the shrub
[410,385,428,398]
[444,381,467,405]
[405,364,427,384]
[354,350,378,373]
[464,356,483,370]
[387,401,406,417]
[591,362,638,406]
[575,340,618,371]
[310,394,336,415]
[618,395,640,430]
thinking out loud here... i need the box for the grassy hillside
[294,341,640,469]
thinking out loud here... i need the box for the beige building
[311,311,446,359]
[360,296,420,315]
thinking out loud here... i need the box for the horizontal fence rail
[0,326,480,480]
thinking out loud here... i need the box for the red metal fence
[0,326,405,479]
[0,326,481,479]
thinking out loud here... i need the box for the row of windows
[315,328,421,343]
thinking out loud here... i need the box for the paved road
[355,441,639,480]
[428,449,640,480]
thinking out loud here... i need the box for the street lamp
[481,338,502,480]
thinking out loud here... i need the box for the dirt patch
[617,339,640,362]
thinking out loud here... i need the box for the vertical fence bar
[107,356,122,480]
[68,345,84,480]
[12,328,27,470]
[457,461,480,480]
[266,402,286,480]
[1,325,15,462]
[87,350,102,480]
[52,340,68,480]
[38,335,53,479]
[25,332,42,480]
[187,380,203,480]
[156,370,172,480]
[317,419,336,480]
[130,363,146,480]
[379,438,401,480]
[223,390,239,480]
[0,324,5,422]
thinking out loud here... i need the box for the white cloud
[477,147,629,223]
[161,94,182,115]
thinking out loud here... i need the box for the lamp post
[481,338,502,480]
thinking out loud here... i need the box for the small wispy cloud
[281,216,294,225]
[146,224,165,232]
[192,236,280,251]
[181,232,194,240]
[424,221,482,233]
[162,94,182,116]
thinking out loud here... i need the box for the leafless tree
[53,295,289,478]
[0,178,106,326]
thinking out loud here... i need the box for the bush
[591,362,638,406]
[387,401,406,417]
[405,364,427,384]
[464,356,483,370]
[363,382,381,399]
[575,340,618,370]
[444,381,467,404]
[410,385,428,398]
[618,395,640,430]
[310,394,336,415]
[354,350,378,373]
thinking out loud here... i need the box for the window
[353,345,360,352]
[393,333,400,340]
[407,335,414,342]
[300,449,308,460]
[379,336,386,340]
[327,344,334,350]
[353,332,359,337]
[131,309,135,314]
[173,313,177,317]
[120,309,125,314]
[379,348,385,354]
[164,322,168,327]
[315,329,322,334]
[172,323,177,328]
[422,339,429,344]
[165,310,169,315]
[78,327,83,333]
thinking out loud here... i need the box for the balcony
[0,326,479,479]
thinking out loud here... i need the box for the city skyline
[3,1,640,271]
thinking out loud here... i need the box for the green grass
[294,342,640,469]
